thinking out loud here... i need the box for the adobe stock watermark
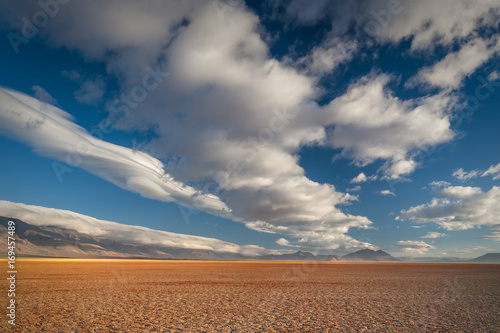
[177,106,298,224]
[416,277,463,329]
[51,64,169,182]
[7,0,72,54]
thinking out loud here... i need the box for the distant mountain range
[1,216,498,262]
[469,253,500,263]
[0,217,245,260]
[260,249,399,262]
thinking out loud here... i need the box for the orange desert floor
[1,259,499,332]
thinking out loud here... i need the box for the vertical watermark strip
[6,220,17,326]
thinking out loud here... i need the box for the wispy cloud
[346,185,361,192]
[429,181,451,188]
[480,232,500,241]
[482,162,500,180]
[32,85,57,105]
[378,190,396,196]
[0,88,231,217]
[74,77,106,105]
[452,168,480,181]
[395,240,435,254]
[420,232,447,239]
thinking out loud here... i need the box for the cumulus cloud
[0,80,371,252]
[295,38,358,76]
[1,0,496,251]
[420,232,447,239]
[361,0,500,50]
[0,200,277,256]
[378,190,395,196]
[452,168,480,181]
[0,0,382,251]
[397,186,500,230]
[32,85,57,105]
[394,240,435,254]
[440,186,482,199]
[351,172,367,183]
[323,74,455,178]
[482,162,500,180]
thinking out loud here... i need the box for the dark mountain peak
[295,251,314,257]
[343,249,398,261]
[470,253,500,263]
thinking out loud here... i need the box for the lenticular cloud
[0,87,230,216]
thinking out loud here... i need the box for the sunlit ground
[1,259,499,332]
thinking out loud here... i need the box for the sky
[0,0,499,258]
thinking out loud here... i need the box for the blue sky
[0,0,499,257]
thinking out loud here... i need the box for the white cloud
[487,224,500,230]
[2,0,494,251]
[394,240,435,254]
[75,77,106,105]
[282,0,331,25]
[386,159,417,179]
[480,232,500,241]
[488,71,500,81]
[278,231,378,252]
[482,162,500,180]
[397,186,500,230]
[323,74,455,178]
[0,80,372,252]
[420,232,447,239]
[429,181,451,188]
[0,0,382,251]
[440,186,482,199]
[32,85,57,105]
[351,172,367,183]
[452,168,480,181]
[0,200,276,256]
[295,38,358,76]
[378,190,395,196]
[346,185,361,192]
[281,0,500,53]
[444,246,493,256]
[0,88,231,217]
[350,172,377,184]
[363,0,500,50]
[408,37,500,89]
